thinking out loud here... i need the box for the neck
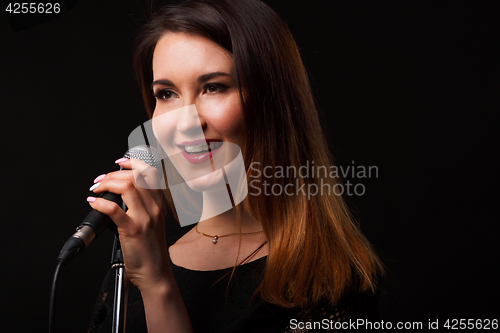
[198,192,262,234]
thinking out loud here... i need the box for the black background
[1,0,497,332]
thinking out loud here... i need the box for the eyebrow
[151,72,232,89]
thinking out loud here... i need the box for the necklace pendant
[212,236,218,244]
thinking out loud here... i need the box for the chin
[185,169,226,192]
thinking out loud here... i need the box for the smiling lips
[178,140,223,163]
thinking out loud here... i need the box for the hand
[87,158,172,291]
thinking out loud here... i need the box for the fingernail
[115,157,129,164]
[87,196,96,203]
[94,174,106,183]
[89,183,101,191]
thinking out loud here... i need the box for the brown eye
[154,89,177,101]
[208,85,218,93]
[204,83,227,94]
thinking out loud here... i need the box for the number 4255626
[5,3,61,14]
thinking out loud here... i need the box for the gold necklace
[195,224,264,244]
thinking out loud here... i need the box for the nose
[176,103,206,135]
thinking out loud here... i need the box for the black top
[88,226,380,332]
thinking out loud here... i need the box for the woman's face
[151,32,245,191]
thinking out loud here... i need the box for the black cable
[49,260,64,333]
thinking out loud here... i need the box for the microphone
[57,145,163,264]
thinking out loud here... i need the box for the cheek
[207,97,245,141]
[151,110,177,151]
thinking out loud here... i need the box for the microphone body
[57,192,121,264]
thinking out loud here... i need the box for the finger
[129,168,163,208]
[97,169,134,181]
[107,158,165,191]
[129,158,165,191]
[115,157,157,178]
[98,161,165,207]
[92,178,155,217]
[92,170,164,212]
[87,196,131,229]
[115,157,131,169]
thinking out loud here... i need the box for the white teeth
[184,143,208,153]
[184,142,223,154]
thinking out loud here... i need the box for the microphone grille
[123,145,163,171]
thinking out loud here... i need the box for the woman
[88,0,384,332]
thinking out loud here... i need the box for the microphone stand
[111,236,129,333]
[111,164,129,333]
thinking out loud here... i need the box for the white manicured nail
[89,183,101,191]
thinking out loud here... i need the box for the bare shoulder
[168,228,200,266]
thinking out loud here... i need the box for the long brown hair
[133,0,383,308]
